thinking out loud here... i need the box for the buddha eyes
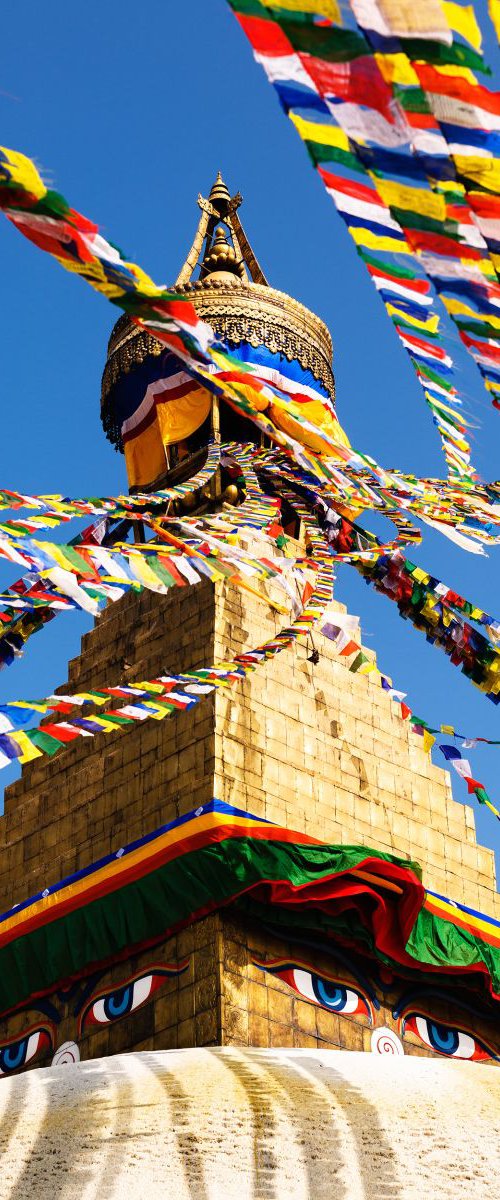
[255,959,373,1022]
[80,961,189,1033]
[401,1014,497,1062]
[0,1027,52,1075]
[291,969,370,1017]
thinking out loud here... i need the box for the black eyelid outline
[9,997,62,1026]
[399,1010,500,1062]
[72,972,107,1019]
[78,960,189,1034]
[0,1023,55,1071]
[254,959,374,1021]
[259,923,380,1008]
[393,986,498,1024]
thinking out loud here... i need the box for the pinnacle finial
[209,172,231,214]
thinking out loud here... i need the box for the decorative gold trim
[101,177,337,449]
[102,281,335,413]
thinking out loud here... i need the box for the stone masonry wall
[0,582,216,912]
[0,574,498,921]
[213,585,500,917]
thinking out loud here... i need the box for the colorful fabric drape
[0,480,334,770]
[3,147,500,545]
[0,147,352,484]
[0,798,498,1019]
[2,147,500,712]
[320,607,500,820]
[226,0,500,461]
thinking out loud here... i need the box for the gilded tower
[101,173,343,493]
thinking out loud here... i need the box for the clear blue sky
[1,0,500,875]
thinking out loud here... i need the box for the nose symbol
[371,1027,404,1055]
[51,1041,80,1067]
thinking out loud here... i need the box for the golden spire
[208,171,231,212]
[102,175,336,452]
[175,173,268,288]
[201,225,244,283]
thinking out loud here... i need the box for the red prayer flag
[236,13,293,57]
[339,639,360,656]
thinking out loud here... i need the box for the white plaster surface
[0,1047,498,1198]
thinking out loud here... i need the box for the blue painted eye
[403,1014,493,1061]
[81,961,190,1033]
[292,969,370,1018]
[89,976,154,1026]
[426,1022,459,1054]
[1,1041,27,1071]
[0,1029,51,1075]
[312,978,348,1011]
[103,986,133,1020]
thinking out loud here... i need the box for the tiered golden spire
[175,172,268,288]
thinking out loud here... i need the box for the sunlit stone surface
[0,1047,499,1199]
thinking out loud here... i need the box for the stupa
[0,177,498,1082]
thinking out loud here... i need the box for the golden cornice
[102,280,335,437]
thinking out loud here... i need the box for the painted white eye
[90,975,154,1025]
[0,1029,50,1074]
[292,969,363,1014]
[414,1016,476,1058]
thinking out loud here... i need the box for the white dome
[1,1047,498,1199]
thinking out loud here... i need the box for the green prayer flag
[357,249,417,281]
[28,729,63,756]
[349,651,369,672]
[305,142,365,173]
[281,22,368,62]
[402,38,489,74]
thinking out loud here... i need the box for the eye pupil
[312,978,347,1011]
[104,986,133,1019]
[428,1022,459,1054]
[1,1040,27,1071]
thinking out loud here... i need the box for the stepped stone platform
[0,1047,499,1199]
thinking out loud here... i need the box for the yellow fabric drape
[441,2,482,51]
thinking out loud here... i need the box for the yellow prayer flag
[140,700,171,721]
[423,730,436,754]
[463,254,495,279]
[454,155,500,195]
[91,716,122,732]
[350,227,409,253]
[0,146,47,200]
[261,0,341,20]
[386,304,440,333]
[440,724,455,734]
[411,567,429,583]
[14,732,43,764]
[375,53,419,86]
[441,2,482,51]
[424,391,466,420]
[443,296,480,317]
[489,0,500,41]
[445,298,500,329]
[128,556,168,592]
[373,178,446,221]
[289,112,350,150]
[432,63,479,82]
